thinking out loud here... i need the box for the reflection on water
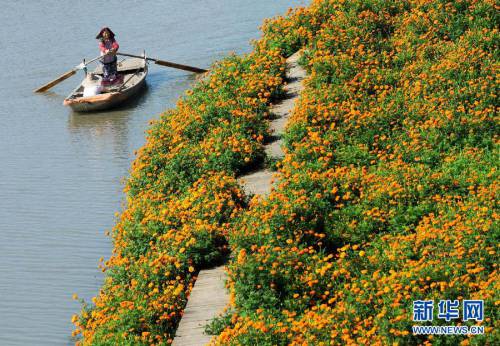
[0,0,308,345]
[68,112,131,163]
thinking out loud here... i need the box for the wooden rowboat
[63,55,148,112]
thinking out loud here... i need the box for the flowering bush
[219,0,499,345]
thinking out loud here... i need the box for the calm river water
[0,1,307,344]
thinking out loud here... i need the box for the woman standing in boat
[96,27,120,84]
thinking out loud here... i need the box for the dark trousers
[102,57,117,81]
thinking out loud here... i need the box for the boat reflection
[66,85,150,163]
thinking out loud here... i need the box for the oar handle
[117,52,207,73]
[84,56,104,66]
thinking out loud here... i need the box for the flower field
[219,0,499,345]
[74,0,498,345]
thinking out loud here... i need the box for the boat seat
[93,58,145,75]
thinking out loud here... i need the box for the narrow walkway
[239,51,306,196]
[172,267,228,346]
[172,51,305,346]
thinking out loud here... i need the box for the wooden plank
[172,267,228,346]
[239,169,276,197]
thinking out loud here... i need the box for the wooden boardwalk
[239,51,306,197]
[172,267,228,346]
[172,52,305,346]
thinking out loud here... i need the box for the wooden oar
[34,56,102,93]
[117,52,207,73]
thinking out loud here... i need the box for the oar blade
[34,69,77,93]
[154,60,207,73]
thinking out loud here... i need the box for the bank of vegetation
[74,0,498,345]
